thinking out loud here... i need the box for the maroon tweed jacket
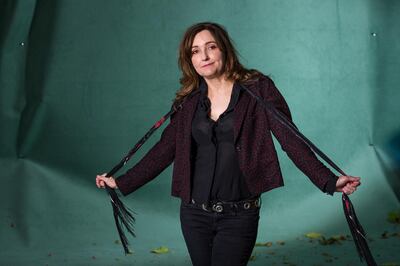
[115,75,338,203]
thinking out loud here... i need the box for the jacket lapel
[183,91,200,152]
[233,84,251,144]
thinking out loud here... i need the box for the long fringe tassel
[106,186,136,254]
[103,102,188,254]
[342,194,377,265]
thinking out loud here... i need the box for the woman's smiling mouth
[202,62,214,68]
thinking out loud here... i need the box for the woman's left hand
[96,173,117,189]
[335,175,361,195]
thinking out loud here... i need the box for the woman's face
[191,30,224,80]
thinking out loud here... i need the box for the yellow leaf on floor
[387,210,400,224]
[305,232,323,239]
[151,246,169,254]
[255,242,273,247]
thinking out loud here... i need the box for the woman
[96,22,361,266]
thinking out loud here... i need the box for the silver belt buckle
[202,203,211,212]
[212,202,224,213]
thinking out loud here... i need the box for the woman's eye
[208,45,217,50]
[191,50,198,55]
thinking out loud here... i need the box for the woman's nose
[201,50,209,61]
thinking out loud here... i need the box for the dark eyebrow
[191,41,217,48]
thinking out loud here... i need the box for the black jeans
[180,201,260,266]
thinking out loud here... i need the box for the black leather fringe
[102,95,193,254]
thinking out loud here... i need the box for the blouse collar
[198,78,241,113]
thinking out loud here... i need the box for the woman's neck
[204,75,234,97]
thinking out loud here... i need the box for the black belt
[188,197,261,213]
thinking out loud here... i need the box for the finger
[105,177,114,187]
[98,176,108,182]
[349,176,361,182]
[96,176,101,188]
[348,186,356,193]
[343,186,353,194]
[345,189,353,195]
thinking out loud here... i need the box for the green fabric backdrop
[1,0,399,265]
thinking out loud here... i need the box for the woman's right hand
[96,173,117,189]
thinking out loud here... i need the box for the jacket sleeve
[259,75,338,195]
[115,111,178,196]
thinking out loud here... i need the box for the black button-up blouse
[190,80,252,204]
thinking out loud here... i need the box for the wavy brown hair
[174,22,260,103]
